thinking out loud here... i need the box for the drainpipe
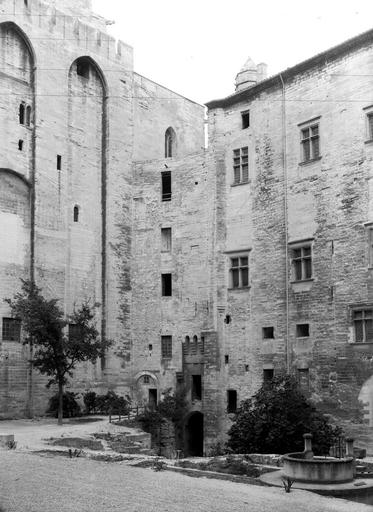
[279,73,290,374]
[27,63,37,418]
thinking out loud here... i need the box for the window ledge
[299,157,322,167]
[365,139,373,145]
[290,279,314,284]
[352,342,373,345]
[231,181,250,187]
[296,337,310,340]
[228,286,251,291]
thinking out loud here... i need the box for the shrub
[227,375,342,455]
[83,391,97,414]
[82,390,130,415]
[47,392,81,418]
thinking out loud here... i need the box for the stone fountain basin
[283,452,354,484]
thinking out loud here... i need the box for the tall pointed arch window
[165,127,176,158]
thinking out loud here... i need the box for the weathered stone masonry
[0,0,204,417]
[3,0,373,456]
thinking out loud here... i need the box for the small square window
[161,335,172,358]
[161,227,172,252]
[241,110,250,129]
[161,273,172,296]
[262,327,274,339]
[2,318,21,342]
[263,369,274,382]
[296,324,310,337]
[143,375,150,384]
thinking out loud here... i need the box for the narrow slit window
[192,375,202,400]
[161,273,172,296]
[26,105,31,127]
[161,171,171,201]
[57,155,62,171]
[367,113,373,141]
[165,127,176,158]
[18,140,24,151]
[161,227,172,252]
[73,206,79,223]
[241,110,250,129]
[19,103,25,125]
[227,390,237,413]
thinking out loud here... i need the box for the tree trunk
[58,380,64,426]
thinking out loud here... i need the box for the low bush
[83,390,130,415]
[47,392,81,418]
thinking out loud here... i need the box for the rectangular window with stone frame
[229,254,249,288]
[233,146,249,184]
[290,244,312,281]
[353,309,373,343]
[161,335,172,358]
[2,318,21,342]
[300,123,320,163]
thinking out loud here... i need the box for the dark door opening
[148,388,157,409]
[185,412,203,456]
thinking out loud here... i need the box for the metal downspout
[279,74,290,374]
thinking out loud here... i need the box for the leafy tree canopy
[227,375,342,455]
[6,280,112,423]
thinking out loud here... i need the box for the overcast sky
[92,0,373,105]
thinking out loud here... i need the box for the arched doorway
[185,412,204,456]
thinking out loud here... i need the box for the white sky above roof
[93,0,373,105]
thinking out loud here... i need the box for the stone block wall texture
[2,0,373,456]
[0,0,205,417]
[206,32,373,446]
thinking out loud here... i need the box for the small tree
[6,280,112,425]
[227,375,342,455]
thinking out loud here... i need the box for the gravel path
[0,452,371,512]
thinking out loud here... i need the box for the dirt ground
[0,451,371,512]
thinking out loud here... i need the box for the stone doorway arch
[185,412,204,456]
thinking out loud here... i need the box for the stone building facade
[3,0,373,456]
[0,0,204,419]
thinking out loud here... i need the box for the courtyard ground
[0,417,371,511]
[0,450,372,512]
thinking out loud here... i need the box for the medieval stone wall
[207,37,373,442]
